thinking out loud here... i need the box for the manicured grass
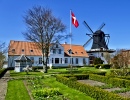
[5,80,30,100]
[10,70,43,77]
[10,67,111,77]
[42,76,95,100]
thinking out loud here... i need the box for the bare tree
[0,42,7,68]
[22,6,67,73]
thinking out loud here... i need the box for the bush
[102,64,111,69]
[94,64,111,69]
[0,68,7,78]
[56,75,128,100]
[93,57,103,65]
[110,69,130,76]
[69,77,77,81]
[64,74,89,80]
[89,74,130,88]
[32,88,62,99]
[94,64,101,69]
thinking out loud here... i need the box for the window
[22,49,24,52]
[65,58,68,63]
[59,49,61,54]
[30,50,33,52]
[68,49,72,54]
[53,49,56,54]
[55,58,59,64]
[39,58,42,64]
[70,58,73,64]
[30,57,34,64]
[83,58,86,64]
[12,49,15,53]
[52,58,53,64]
[61,58,62,64]
[56,44,58,48]
[76,58,78,64]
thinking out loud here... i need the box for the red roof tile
[8,40,89,57]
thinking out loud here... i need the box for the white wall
[8,43,89,67]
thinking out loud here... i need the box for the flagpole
[70,9,72,71]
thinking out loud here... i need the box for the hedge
[89,74,130,88]
[95,64,111,69]
[56,75,129,100]
[63,74,89,80]
[0,67,14,78]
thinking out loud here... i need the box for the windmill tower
[83,21,115,64]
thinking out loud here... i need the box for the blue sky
[0,0,130,50]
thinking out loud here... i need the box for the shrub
[69,77,77,81]
[89,74,130,88]
[32,88,62,99]
[94,64,101,69]
[93,57,103,65]
[64,74,89,80]
[102,64,111,69]
[56,75,128,100]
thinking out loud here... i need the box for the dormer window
[22,49,24,52]
[75,52,77,54]
[81,52,83,54]
[12,49,15,52]
[30,50,33,52]
[68,49,73,54]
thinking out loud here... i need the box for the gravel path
[78,79,130,98]
[0,71,10,100]
[78,79,105,86]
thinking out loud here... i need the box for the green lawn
[10,70,43,77]
[5,80,31,100]
[7,67,111,100]
[42,76,95,100]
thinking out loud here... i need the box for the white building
[8,40,89,68]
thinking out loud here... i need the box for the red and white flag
[71,11,79,28]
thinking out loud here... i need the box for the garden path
[0,71,10,100]
[78,79,130,98]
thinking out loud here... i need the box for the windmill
[83,21,115,64]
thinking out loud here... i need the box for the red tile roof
[8,40,89,57]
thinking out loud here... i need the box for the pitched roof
[61,44,88,57]
[14,54,31,61]
[8,40,89,57]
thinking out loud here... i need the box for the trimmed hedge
[89,74,130,88]
[0,67,15,78]
[56,75,129,100]
[95,64,111,69]
[64,74,89,80]
[82,70,106,76]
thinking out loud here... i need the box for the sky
[0,0,130,51]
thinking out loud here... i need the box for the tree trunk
[44,64,47,73]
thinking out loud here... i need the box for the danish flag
[71,11,79,28]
